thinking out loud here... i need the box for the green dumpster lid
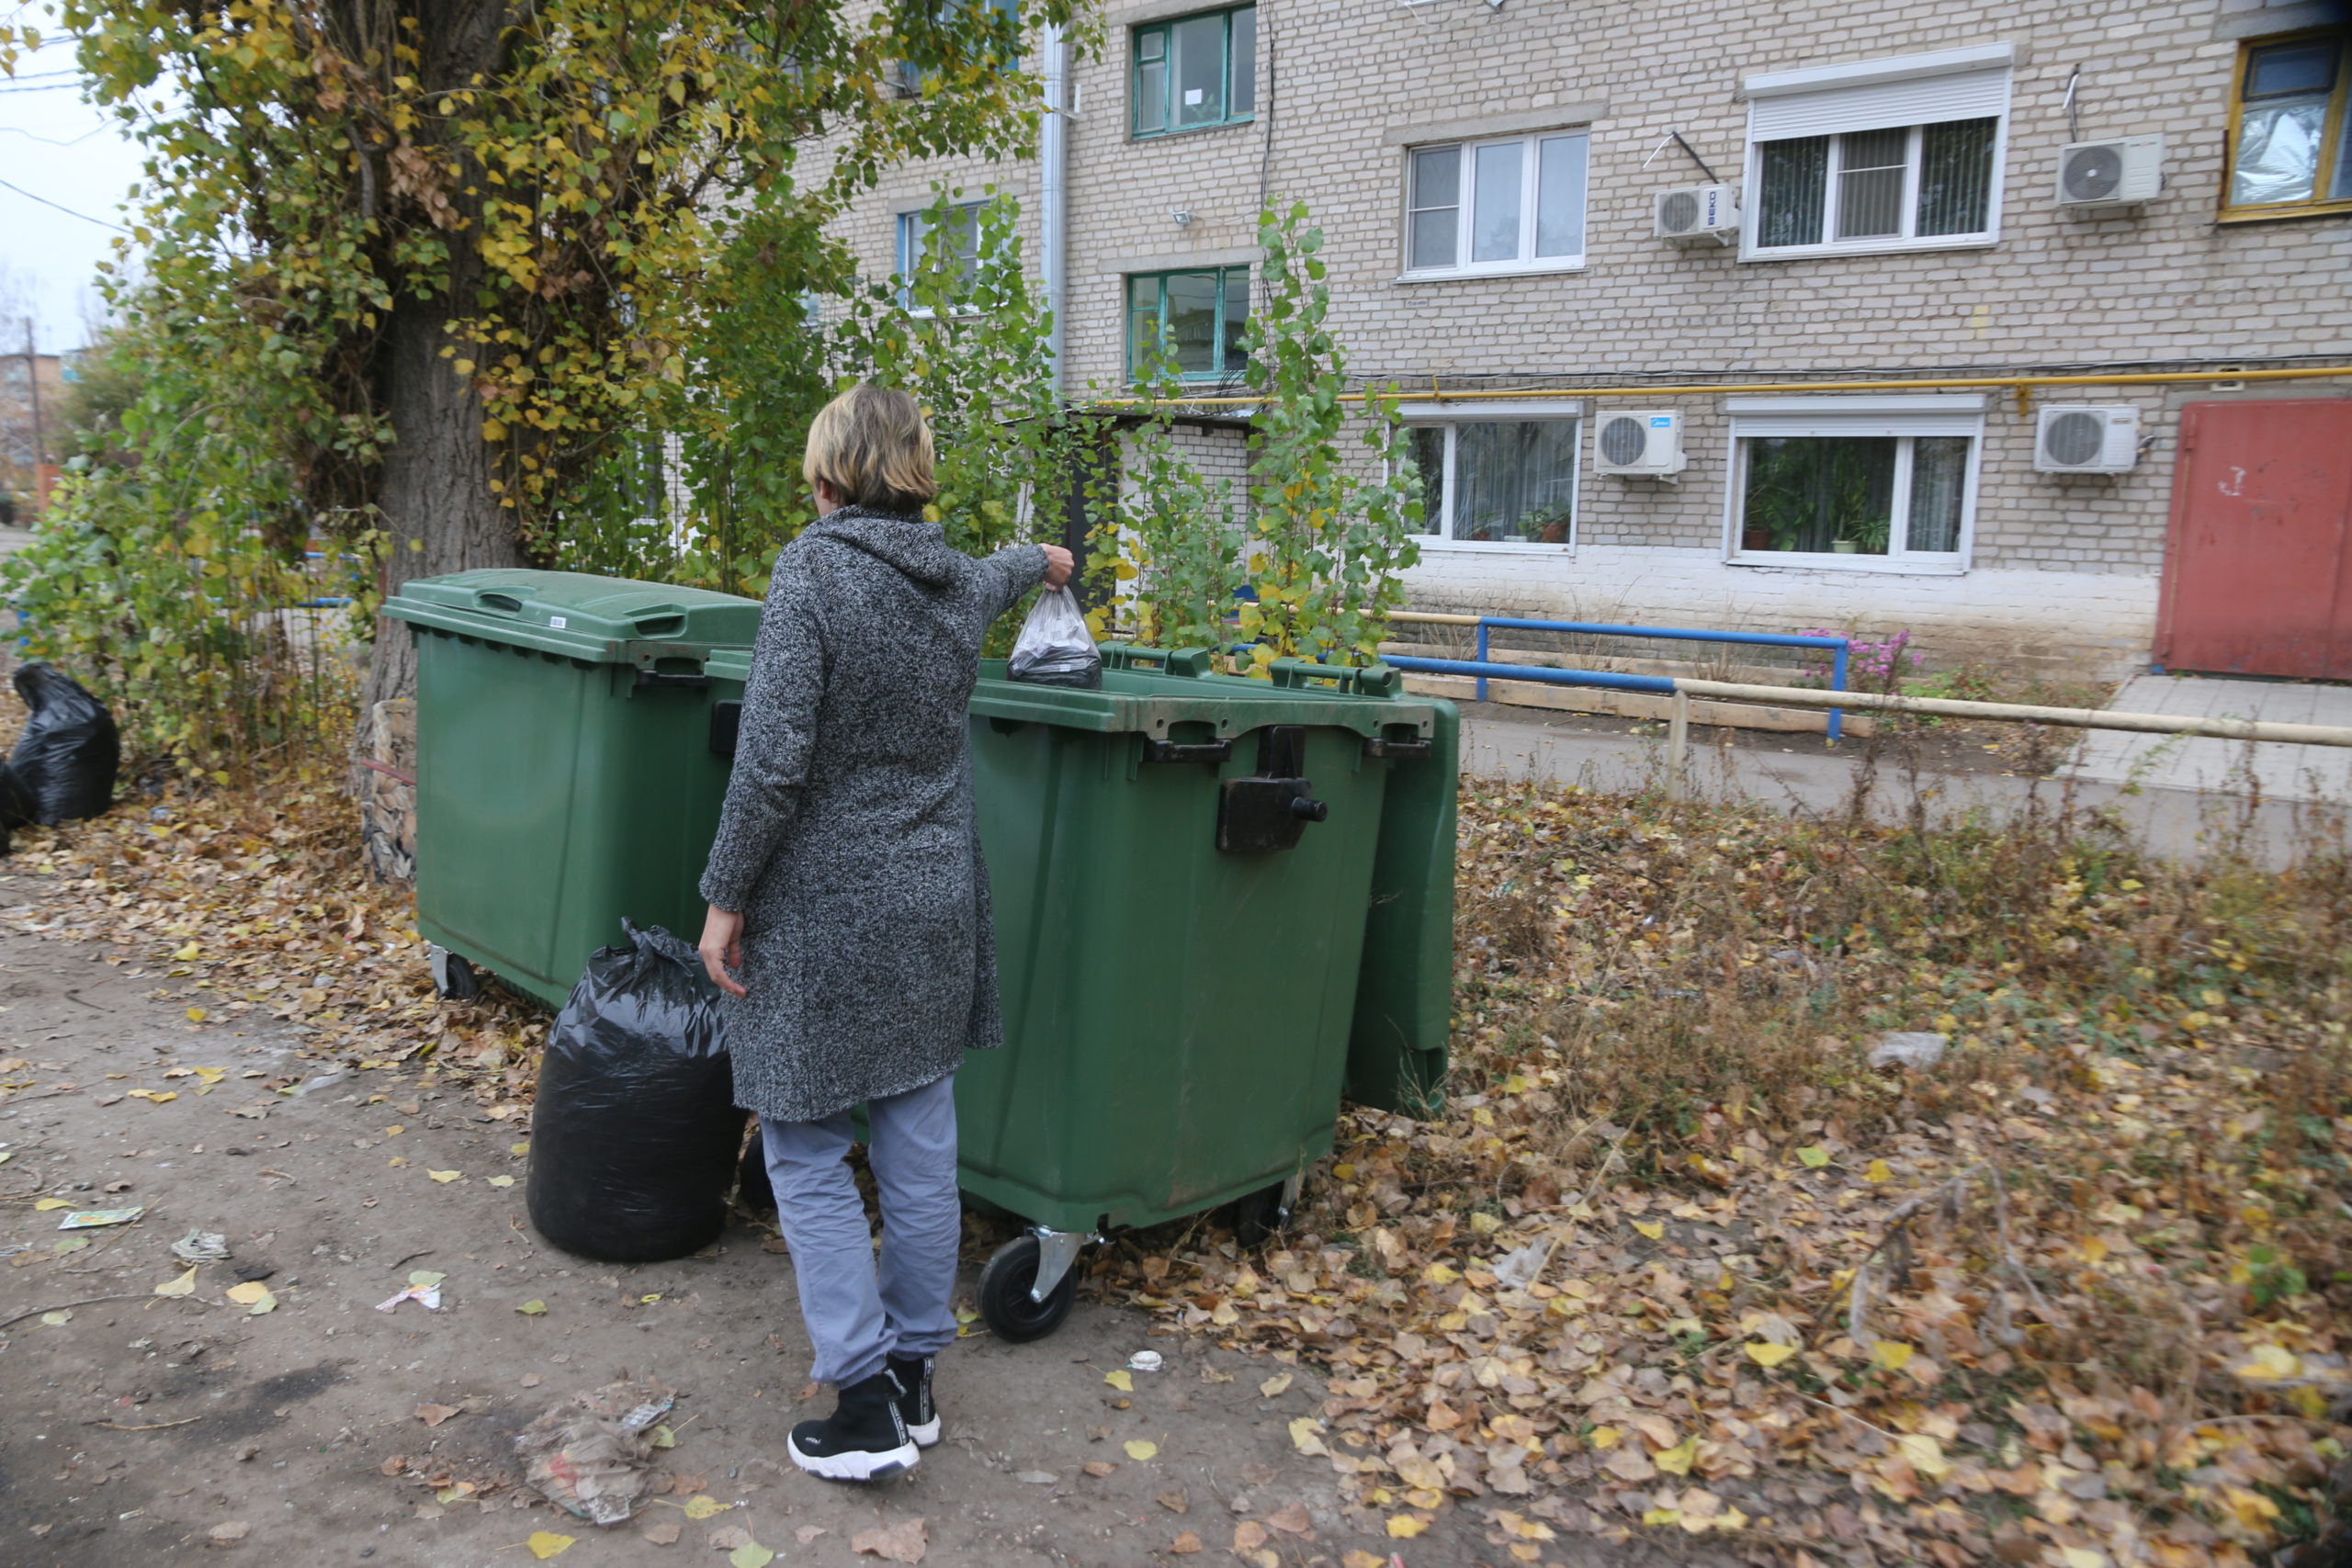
[383,570,762,663]
[704,641,1439,739]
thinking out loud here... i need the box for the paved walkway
[2062,672,2352,805]
[1461,709,2343,868]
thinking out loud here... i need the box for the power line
[0,174,129,232]
[0,120,107,146]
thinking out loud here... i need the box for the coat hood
[805,505,964,591]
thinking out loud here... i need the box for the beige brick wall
[823,0,2352,678]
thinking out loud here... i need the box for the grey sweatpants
[760,1071,962,1390]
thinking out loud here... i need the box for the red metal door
[2156,400,2352,679]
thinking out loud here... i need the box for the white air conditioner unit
[1654,184,1740,243]
[1594,410,1687,476]
[2055,135,2164,210]
[2035,406,2141,473]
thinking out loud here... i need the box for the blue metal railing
[1384,615,1852,739]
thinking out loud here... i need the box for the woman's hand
[1040,545,1074,589]
[698,904,748,998]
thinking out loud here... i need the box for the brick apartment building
[830,0,2352,681]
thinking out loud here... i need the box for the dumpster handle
[476,592,525,613]
[1267,659,1403,697]
[633,669,714,691]
[1140,738,1233,765]
[1100,643,1215,679]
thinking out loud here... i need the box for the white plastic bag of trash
[514,1377,676,1525]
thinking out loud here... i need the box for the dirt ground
[0,899,1654,1568]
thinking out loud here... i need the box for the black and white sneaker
[786,1370,920,1482]
[888,1353,941,1449]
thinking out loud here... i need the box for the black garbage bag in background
[526,920,741,1263]
[10,663,119,827]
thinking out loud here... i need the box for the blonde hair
[803,383,938,515]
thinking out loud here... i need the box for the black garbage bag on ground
[526,920,741,1263]
[0,763,36,855]
[10,663,119,827]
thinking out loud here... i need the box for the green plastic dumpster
[729,639,1453,1339]
[382,570,760,1008]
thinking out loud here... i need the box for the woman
[697,383,1072,1482]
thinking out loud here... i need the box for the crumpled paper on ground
[514,1378,676,1526]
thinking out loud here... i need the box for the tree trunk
[353,0,527,723]
[356,294,526,719]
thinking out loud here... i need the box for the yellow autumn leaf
[1422,1261,1460,1285]
[1589,1425,1622,1450]
[1745,1342,1798,1368]
[487,1175,515,1188]
[427,1169,463,1183]
[682,1495,727,1520]
[526,1530,576,1559]
[729,1545,775,1568]
[1385,1516,1429,1539]
[1654,1437,1699,1476]
[1288,1416,1328,1456]
[1124,1439,1158,1461]
[1105,1369,1133,1392]
[34,1198,71,1211]
[511,1141,531,1156]
[2060,1550,2106,1568]
[1795,1145,1830,1168]
[1898,1433,1951,1480]
[516,1300,548,1315]
[1871,1340,1915,1371]
[153,1267,198,1297]
[1864,1158,1893,1183]
[173,942,200,960]
[1259,1372,1293,1397]
[2236,1343,2301,1380]
[185,1007,208,1023]
[226,1280,276,1313]
[1632,1221,1665,1241]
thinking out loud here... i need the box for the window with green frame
[1125,267,1250,381]
[1132,5,1255,137]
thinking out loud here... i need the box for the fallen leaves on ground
[14,744,2351,1565]
[849,1517,927,1563]
[525,1531,575,1560]
[0,765,549,1125]
[1089,780,2352,1566]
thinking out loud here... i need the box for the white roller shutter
[1748,66,2011,141]
[1727,394,1986,439]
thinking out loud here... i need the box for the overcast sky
[0,4,150,354]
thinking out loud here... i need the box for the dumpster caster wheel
[1232,1182,1291,1250]
[430,948,481,1003]
[978,1235,1078,1343]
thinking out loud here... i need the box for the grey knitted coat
[698,506,1047,1124]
